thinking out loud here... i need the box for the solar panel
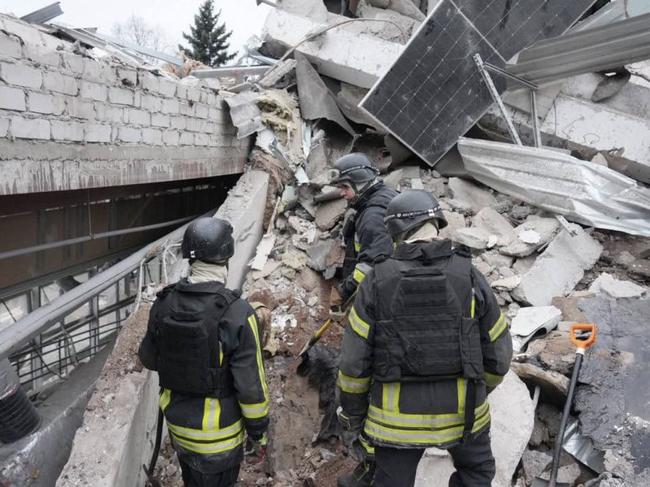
[360,0,597,166]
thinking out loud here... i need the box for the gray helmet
[182,217,234,264]
[329,153,379,189]
[384,190,448,239]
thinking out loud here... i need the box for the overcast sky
[0,0,270,62]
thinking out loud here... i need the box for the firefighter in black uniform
[337,190,513,487]
[329,152,398,302]
[138,217,270,487]
[328,153,398,487]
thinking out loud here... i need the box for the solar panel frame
[360,0,597,166]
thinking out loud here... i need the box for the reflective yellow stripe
[239,400,270,419]
[337,371,371,394]
[382,383,400,412]
[457,378,465,414]
[470,295,476,319]
[364,409,490,446]
[203,398,220,431]
[353,267,366,284]
[168,419,243,442]
[173,430,245,455]
[159,389,171,412]
[368,403,489,430]
[484,372,504,388]
[359,435,375,456]
[245,314,270,414]
[354,241,361,253]
[488,314,507,342]
[349,306,370,339]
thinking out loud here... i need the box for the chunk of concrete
[501,216,560,257]
[511,306,561,338]
[521,449,552,485]
[491,275,521,291]
[262,9,402,89]
[415,371,534,487]
[511,362,569,407]
[279,0,329,21]
[472,207,517,247]
[438,211,466,240]
[453,227,490,250]
[526,331,576,376]
[481,251,513,269]
[512,225,602,306]
[356,4,417,43]
[588,273,647,299]
[315,198,347,231]
[447,178,497,215]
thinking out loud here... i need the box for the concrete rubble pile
[3,1,649,486]
[196,1,650,485]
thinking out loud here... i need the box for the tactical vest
[155,285,239,397]
[372,242,484,383]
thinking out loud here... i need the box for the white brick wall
[0,86,25,111]
[0,12,244,155]
[12,116,50,139]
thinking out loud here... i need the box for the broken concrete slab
[278,0,329,21]
[521,449,552,485]
[458,137,650,237]
[511,305,561,339]
[512,225,603,306]
[481,251,514,269]
[315,198,347,231]
[414,371,534,487]
[472,207,517,247]
[447,177,497,215]
[262,9,402,89]
[334,82,379,129]
[501,216,560,258]
[452,227,490,250]
[588,273,647,299]
[511,362,569,407]
[439,211,466,240]
[307,239,336,272]
[356,4,417,43]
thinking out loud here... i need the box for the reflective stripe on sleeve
[337,371,371,394]
[488,313,508,342]
[348,306,370,339]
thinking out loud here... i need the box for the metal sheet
[20,2,63,24]
[360,0,596,166]
[294,52,356,136]
[508,13,650,85]
[457,137,650,237]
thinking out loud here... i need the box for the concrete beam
[0,140,248,195]
[262,9,402,89]
[56,170,269,486]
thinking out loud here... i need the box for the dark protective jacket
[340,182,398,301]
[139,279,269,470]
[337,240,512,449]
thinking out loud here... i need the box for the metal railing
[0,215,202,395]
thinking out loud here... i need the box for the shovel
[532,323,597,487]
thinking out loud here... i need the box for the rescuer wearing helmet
[336,190,513,487]
[329,152,398,303]
[138,217,270,487]
[328,153,398,487]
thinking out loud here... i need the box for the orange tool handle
[570,323,597,350]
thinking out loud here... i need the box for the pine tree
[179,0,236,67]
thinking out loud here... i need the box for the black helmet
[182,217,234,264]
[384,190,448,239]
[329,153,379,189]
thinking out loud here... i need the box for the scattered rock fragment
[588,273,647,299]
[512,225,602,306]
[447,177,497,214]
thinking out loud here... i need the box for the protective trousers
[373,429,495,487]
[178,458,240,487]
